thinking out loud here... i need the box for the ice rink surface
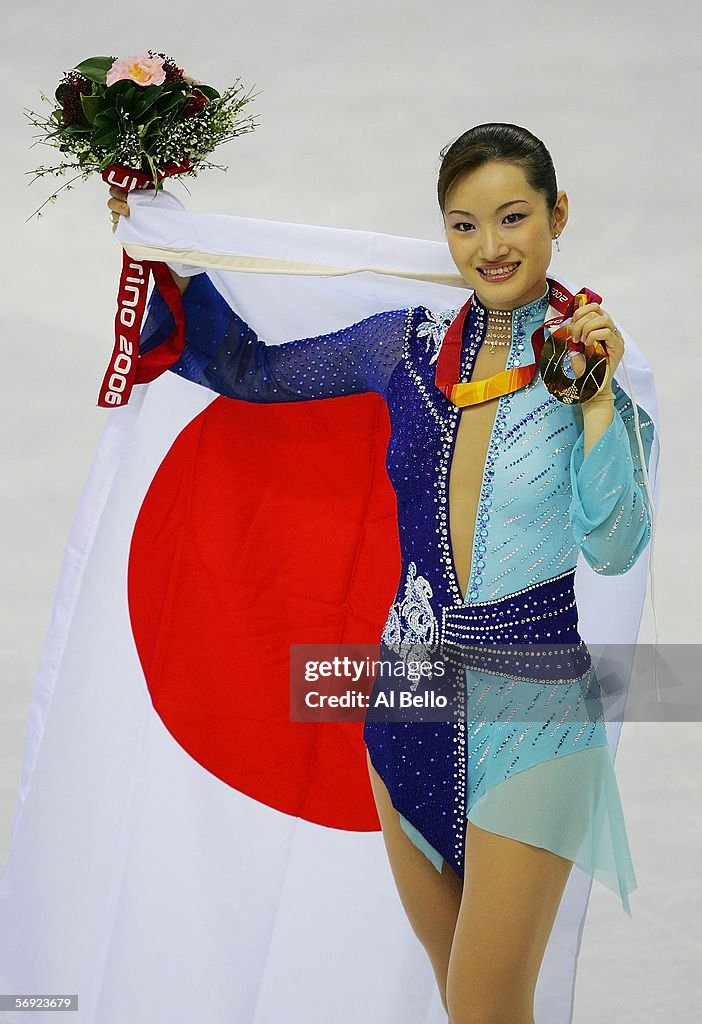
[1,1,700,1020]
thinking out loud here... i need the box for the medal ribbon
[434,277,603,407]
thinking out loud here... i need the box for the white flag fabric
[0,188,660,1024]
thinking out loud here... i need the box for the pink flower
[106,52,166,88]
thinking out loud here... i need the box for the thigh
[446,820,574,1024]
[365,750,463,994]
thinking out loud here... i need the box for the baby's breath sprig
[24,170,87,220]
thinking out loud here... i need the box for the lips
[477,261,521,281]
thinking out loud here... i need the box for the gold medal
[539,293,610,404]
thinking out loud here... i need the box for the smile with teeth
[478,262,520,279]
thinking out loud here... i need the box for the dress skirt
[363,570,637,917]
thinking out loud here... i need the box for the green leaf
[104,78,134,97]
[132,86,162,119]
[162,81,189,96]
[73,56,115,85]
[145,152,159,186]
[125,84,138,102]
[62,122,93,135]
[94,108,120,127]
[80,94,102,126]
[195,85,219,101]
[156,90,188,115]
[92,126,119,149]
[98,151,118,171]
[140,115,162,141]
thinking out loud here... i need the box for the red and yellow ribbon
[434,279,602,407]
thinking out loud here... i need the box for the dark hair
[437,123,558,214]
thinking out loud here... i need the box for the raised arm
[568,379,656,575]
[139,271,418,402]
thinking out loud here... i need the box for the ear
[551,189,569,237]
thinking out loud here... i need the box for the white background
[1,1,700,1020]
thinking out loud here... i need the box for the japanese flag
[0,191,659,1024]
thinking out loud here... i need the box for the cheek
[446,231,476,264]
[445,233,462,266]
[521,223,551,259]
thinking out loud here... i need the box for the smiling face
[443,160,568,311]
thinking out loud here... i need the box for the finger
[571,311,604,343]
[108,186,128,200]
[581,328,617,355]
[582,322,622,349]
[578,314,611,334]
[107,198,130,216]
[573,305,614,329]
[571,310,602,338]
[571,302,601,322]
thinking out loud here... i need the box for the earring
[553,234,561,252]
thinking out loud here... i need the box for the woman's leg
[366,749,463,1014]
[445,820,575,1024]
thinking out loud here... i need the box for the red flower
[150,51,184,83]
[183,92,208,118]
[57,72,92,126]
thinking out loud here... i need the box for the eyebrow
[447,200,530,216]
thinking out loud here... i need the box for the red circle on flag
[128,392,401,831]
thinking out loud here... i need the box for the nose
[480,226,510,262]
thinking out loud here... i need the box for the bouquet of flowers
[26,51,258,218]
[26,52,259,408]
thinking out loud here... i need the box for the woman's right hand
[107,186,130,234]
[106,184,190,295]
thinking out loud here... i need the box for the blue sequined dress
[140,272,654,916]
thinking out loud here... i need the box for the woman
[109,122,655,1024]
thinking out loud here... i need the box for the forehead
[446,160,536,211]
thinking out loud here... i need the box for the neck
[475,281,551,320]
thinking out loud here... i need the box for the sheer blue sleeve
[139,271,416,402]
[568,378,656,575]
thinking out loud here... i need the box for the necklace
[484,308,512,354]
[484,336,511,352]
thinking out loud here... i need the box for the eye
[451,221,475,232]
[503,212,527,225]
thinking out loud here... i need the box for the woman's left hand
[569,301,624,394]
